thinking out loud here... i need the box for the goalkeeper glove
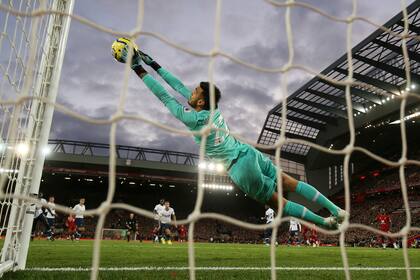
[113,38,148,78]
[138,50,161,71]
[112,38,143,70]
[121,47,142,70]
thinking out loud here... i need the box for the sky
[47,0,413,154]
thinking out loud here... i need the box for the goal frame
[0,0,74,273]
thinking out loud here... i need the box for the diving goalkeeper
[112,38,346,228]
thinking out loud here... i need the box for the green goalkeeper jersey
[142,68,248,168]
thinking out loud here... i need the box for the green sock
[296,181,340,216]
[283,200,327,227]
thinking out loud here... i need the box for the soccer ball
[111,37,139,63]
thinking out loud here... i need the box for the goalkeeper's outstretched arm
[158,68,192,100]
[139,51,192,100]
[133,66,199,129]
[111,38,198,128]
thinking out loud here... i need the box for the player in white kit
[159,200,177,245]
[31,193,52,240]
[289,219,301,245]
[73,198,86,240]
[45,196,56,240]
[153,199,165,242]
[262,205,277,245]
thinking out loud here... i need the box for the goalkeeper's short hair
[200,82,221,110]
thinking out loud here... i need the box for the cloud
[47,0,412,152]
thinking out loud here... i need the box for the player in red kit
[309,228,319,247]
[302,224,319,247]
[178,225,187,242]
[65,214,77,241]
[375,208,398,249]
[302,225,310,245]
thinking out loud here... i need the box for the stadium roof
[43,139,232,187]
[48,139,200,166]
[258,0,420,167]
[45,139,200,175]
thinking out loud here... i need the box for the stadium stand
[33,149,419,246]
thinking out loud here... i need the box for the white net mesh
[0,0,419,280]
[0,0,59,266]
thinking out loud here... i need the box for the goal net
[0,0,419,280]
[0,0,74,273]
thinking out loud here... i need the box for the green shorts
[228,146,278,204]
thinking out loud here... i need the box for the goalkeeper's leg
[229,148,337,228]
[255,149,346,221]
[268,193,336,228]
[280,173,346,221]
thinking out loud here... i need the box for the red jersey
[66,216,77,231]
[376,214,391,231]
[301,225,310,240]
[178,225,187,238]
[309,229,318,241]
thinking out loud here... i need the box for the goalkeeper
[112,38,346,228]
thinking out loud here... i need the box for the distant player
[178,224,187,242]
[152,227,160,243]
[31,193,52,240]
[376,208,398,249]
[73,198,86,241]
[125,213,138,242]
[45,196,56,239]
[302,224,310,245]
[159,200,177,245]
[65,213,77,241]
[153,198,165,242]
[288,219,301,245]
[112,38,346,229]
[308,227,319,247]
[261,205,276,245]
[301,224,318,246]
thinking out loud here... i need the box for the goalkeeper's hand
[138,51,154,65]
[112,38,142,70]
[138,50,161,71]
[113,38,148,78]
[120,46,142,70]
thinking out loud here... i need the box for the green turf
[2,240,419,279]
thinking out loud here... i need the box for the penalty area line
[26,267,420,272]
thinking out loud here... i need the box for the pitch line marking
[26,267,420,272]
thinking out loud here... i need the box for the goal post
[0,0,74,272]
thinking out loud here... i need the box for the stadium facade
[258,1,420,208]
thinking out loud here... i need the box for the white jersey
[289,220,300,232]
[34,198,47,218]
[45,202,56,219]
[159,207,175,224]
[265,208,275,224]
[73,204,85,219]
[154,204,165,220]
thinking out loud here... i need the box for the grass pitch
[3,240,419,279]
